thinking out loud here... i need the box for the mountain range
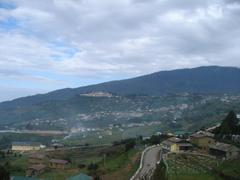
[1,66,240,131]
[1,66,240,108]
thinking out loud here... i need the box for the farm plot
[166,153,223,180]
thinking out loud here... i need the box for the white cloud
[0,0,240,100]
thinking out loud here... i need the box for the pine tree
[216,110,239,135]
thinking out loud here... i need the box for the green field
[166,153,223,180]
[63,125,164,146]
[215,159,240,179]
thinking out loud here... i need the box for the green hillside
[1,94,240,133]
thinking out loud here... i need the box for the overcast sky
[0,0,240,102]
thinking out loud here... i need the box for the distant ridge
[1,66,240,108]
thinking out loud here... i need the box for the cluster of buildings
[161,131,240,160]
[11,152,92,180]
[26,153,69,177]
[11,142,70,178]
[80,92,113,97]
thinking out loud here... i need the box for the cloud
[0,0,240,100]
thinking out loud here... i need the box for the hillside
[1,66,240,109]
[1,93,240,133]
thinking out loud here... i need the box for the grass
[1,144,141,180]
[215,158,240,178]
[169,174,220,180]
[103,149,138,172]
[0,153,28,176]
[100,149,141,180]
[39,168,79,180]
[63,125,164,146]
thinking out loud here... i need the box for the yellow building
[190,132,216,152]
[162,137,193,152]
[12,142,41,151]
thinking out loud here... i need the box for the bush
[152,161,167,180]
[78,163,86,169]
[88,163,98,171]
[0,165,10,180]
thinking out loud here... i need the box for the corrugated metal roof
[29,154,45,159]
[68,173,92,180]
[12,142,41,146]
[209,142,239,152]
[27,164,46,171]
[49,159,68,164]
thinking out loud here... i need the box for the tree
[152,161,167,180]
[215,110,239,136]
[87,163,98,171]
[3,161,11,171]
[125,139,136,152]
[0,151,5,159]
[0,165,10,180]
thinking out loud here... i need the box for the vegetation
[0,142,142,180]
[143,134,170,145]
[214,110,240,138]
[215,158,240,179]
[166,153,222,180]
[0,165,10,180]
[1,93,239,137]
[152,161,167,180]
[1,66,240,110]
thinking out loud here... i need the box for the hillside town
[0,111,239,180]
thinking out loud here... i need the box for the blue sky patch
[49,41,79,61]
[0,17,18,30]
[0,1,16,9]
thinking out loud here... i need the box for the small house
[28,154,45,164]
[209,142,240,160]
[12,142,41,151]
[162,137,192,152]
[26,164,45,177]
[49,159,68,169]
[190,131,216,152]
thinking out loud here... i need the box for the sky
[0,0,240,102]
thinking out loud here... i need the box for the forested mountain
[1,66,240,109]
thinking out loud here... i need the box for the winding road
[132,146,162,180]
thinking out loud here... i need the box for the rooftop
[12,142,41,146]
[167,137,185,143]
[68,173,92,180]
[49,159,68,164]
[27,164,46,171]
[209,142,239,152]
[162,137,186,146]
[29,154,45,159]
[178,143,193,147]
[190,131,214,138]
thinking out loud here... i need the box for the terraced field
[166,153,223,180]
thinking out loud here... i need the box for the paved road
[133,146,162,180]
